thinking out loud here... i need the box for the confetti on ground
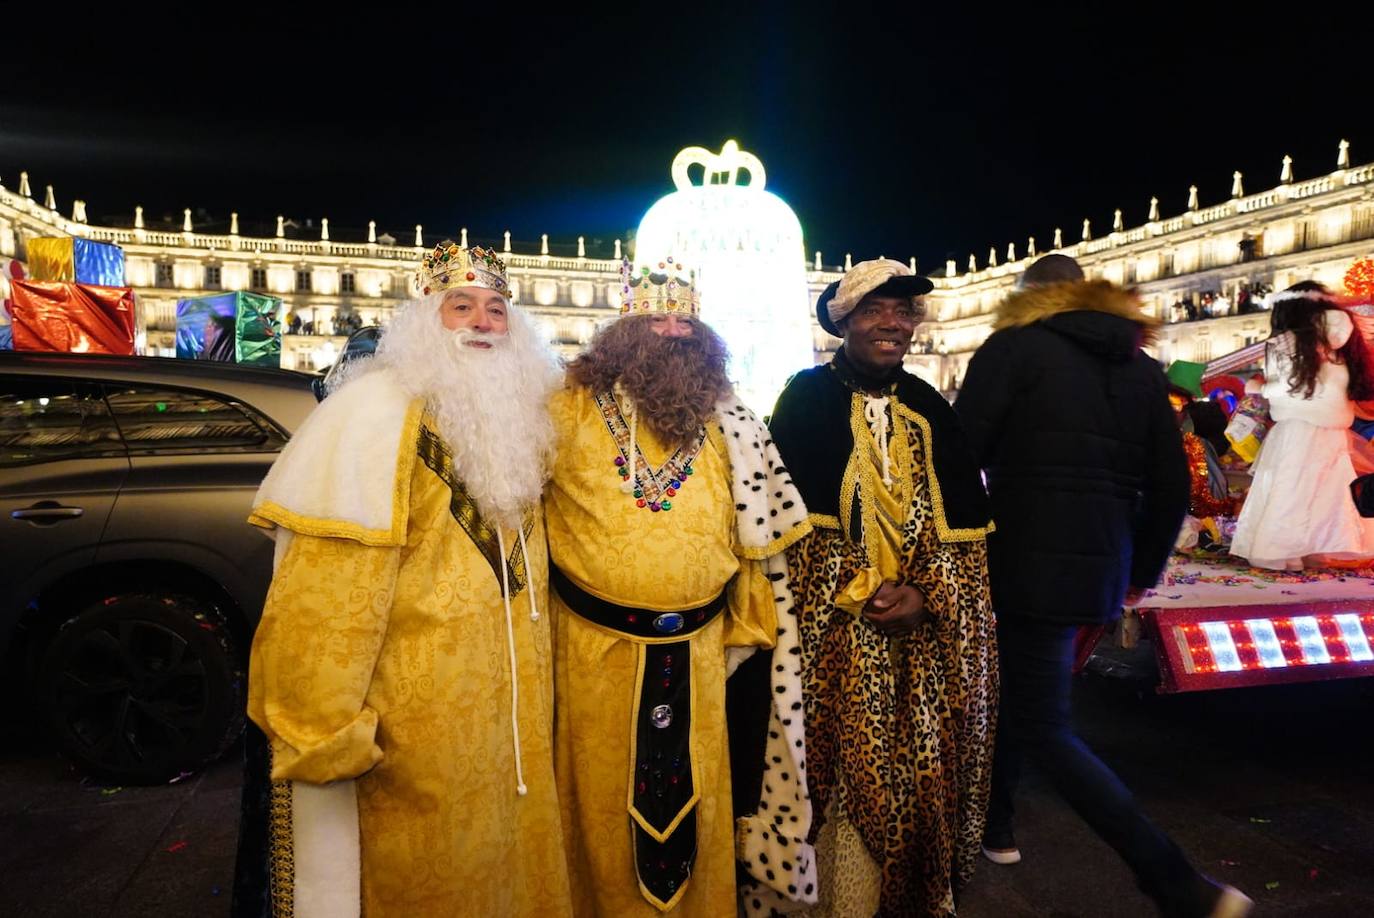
[1249,817,1272,824]
[1265,881,1280,891]
[211,886,221,897]
[166,841,188,853]
[1309,869,1320,881]
[167,771,195,785]
[1220,859,1241,867]
[100,787,123,796]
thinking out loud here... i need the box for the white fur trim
[714,396,810,553]
[715,393,815,905]
[252,368,416,544]
[291,779,361,918]
[734,552,816,906]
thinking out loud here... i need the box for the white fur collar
[250,368,421,546]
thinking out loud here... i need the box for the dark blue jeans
[987,617,1218,917]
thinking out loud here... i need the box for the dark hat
[816,259,933,337]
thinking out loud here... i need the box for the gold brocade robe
[545,386,778,916]
[247,415,572,917]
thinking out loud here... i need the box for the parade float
[1095,258,1374,692]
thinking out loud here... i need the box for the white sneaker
[981,844,1022,865]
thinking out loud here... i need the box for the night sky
[3,6,1367,271]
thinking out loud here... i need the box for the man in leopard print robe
[749,259,997,917]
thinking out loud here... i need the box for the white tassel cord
[496,528,528,797]
[864,395,894,487]
[517,526,540,623]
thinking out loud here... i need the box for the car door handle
[12,503,85,523]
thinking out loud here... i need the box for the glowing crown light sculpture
[634,141,813,414]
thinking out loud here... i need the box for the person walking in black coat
[954,254,1252,918]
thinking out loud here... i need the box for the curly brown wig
[567,315,733,448]
[1270,281,1374,401]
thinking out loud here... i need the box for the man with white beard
[242,242,572,917]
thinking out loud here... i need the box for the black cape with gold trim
[768,347,992,536]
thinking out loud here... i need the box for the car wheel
[36,592,245,784]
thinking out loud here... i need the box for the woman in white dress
[1232,281,1374,569]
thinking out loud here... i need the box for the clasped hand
[861,582,930,636]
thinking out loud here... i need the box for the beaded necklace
[595,389,702,512]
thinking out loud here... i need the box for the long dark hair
[1270,281,1374,400]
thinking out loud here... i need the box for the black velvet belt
[549,563,725,640]
[550,562,721,909]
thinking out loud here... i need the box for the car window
[102,385,283,454]
[0,377,124,467]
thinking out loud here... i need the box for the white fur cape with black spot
[713,395,818,908]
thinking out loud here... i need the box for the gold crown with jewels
[619,257,700,317]
[417,242,510,298]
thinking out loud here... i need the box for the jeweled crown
[619,257,700,317]
[417,242,510,298]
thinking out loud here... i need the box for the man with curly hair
[546,259,813,915]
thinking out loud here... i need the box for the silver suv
[0,352,317,783]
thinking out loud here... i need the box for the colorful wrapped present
[1225,392,1272,464]
[175,291,282,367]
[27,237,126,287]
[9,280,138,355]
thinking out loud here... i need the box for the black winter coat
[953,281,1189,624]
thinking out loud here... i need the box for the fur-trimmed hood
[996,280,1158,337]
[994,279,1158,360]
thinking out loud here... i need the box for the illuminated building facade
[0,139,1370,394]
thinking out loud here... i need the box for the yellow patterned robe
[545,385,779,916]
[247,379,571,917]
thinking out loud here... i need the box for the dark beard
[569,317,733,449]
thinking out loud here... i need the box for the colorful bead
[669,479,681,489]
[633,488,643,498]
[614,456,626,466]
[636,498,647,508]
[465,271,476,281]
[665,487,677,497]
[684,466,695,476]
[627,614,638,624]
[660,500,672,511]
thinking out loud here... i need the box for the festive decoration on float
[1344,256,1374,301]
[175,291,283,366]
[8,280,138,354]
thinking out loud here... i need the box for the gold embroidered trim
[416,425,533,592]
[736,518,813,560]
[846,395,882,567]
[840,396,866,555]
[595,390,707,507]
[808,513,841,529]
[626,644,700,913]
[267,770,296,917]
[893,403,996,542]
[248,400,424,547]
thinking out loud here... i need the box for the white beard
[357,293,562,531]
